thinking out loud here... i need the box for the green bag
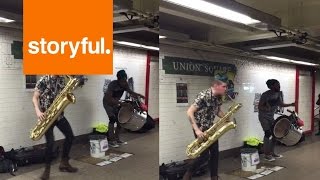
[94,123,108,133]
[244,137,263,147]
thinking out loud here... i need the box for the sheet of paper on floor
[102,154,120,161]
[110,156,123,162]
[96,160,112,166]
[255,168,266,174]
[270,166,284,171]
[260,169,273,175]
[102,156,111,160]
[121,153,133,158]
[247,174,264,179]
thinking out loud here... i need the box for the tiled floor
[0,126,159,180]
[194,134,320,180]
[2,130,320,180]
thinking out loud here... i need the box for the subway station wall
[0,27,158,150]
[315,70,320,117]
[159,44,299,164]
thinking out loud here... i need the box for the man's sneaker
[272,154,283,159]
[116,140,128,145]
[109,141,120,148]
[264,155,276,162]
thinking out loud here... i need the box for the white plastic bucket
[241,148,260,172]
[89,135,109,158]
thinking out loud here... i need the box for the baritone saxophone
[30,75,87,141]
[186,101,242,159]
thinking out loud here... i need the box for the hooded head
[116,70,128,88]
[266,79,280,92]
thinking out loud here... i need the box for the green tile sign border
[162,56,237,76]
[11,41,23,59]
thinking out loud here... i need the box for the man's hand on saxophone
[195,129,205,139]
[36,110,45,122]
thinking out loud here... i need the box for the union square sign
[162,56,237,76]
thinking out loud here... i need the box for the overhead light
[0,17,15,23]
[159,35,167,39]
[115,41,159,51]
[265,56,319,66]
[164,0,260,25]
[141,45,159,51]
[251,43,296,50]
[265,56,291,62]
[115,41,141,48]
[291,60,319,66]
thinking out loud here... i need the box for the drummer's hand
[138,94,145,99]
[291,102,296,107]
[131,93,144,99]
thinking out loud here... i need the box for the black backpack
[0,146,17,176]
[2,146,59,167]
[160,160,207,180]
[0,146,4,157]
[10,146,59,167]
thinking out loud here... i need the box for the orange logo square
[23,0,113,75]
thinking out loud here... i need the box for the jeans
[44,117,74,164]
[187,140,219,177]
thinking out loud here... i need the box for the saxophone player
[32,75,78,180]
[183,80,228,180]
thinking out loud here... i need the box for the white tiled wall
[315,70,320,119]
[315,70,320,104]
[314,70,320,130]
[0,27,158,151]
[298,71,313,131]
[159,44,296,164]
[148,56,159,118]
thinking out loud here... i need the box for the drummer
[103,70,145,148]
[258,79,295,161]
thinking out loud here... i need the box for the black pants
[187,140,219,177]
[44,117,74,164]
[263,130,276,155]
[103,102,121,142]
[107,116,122,142]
